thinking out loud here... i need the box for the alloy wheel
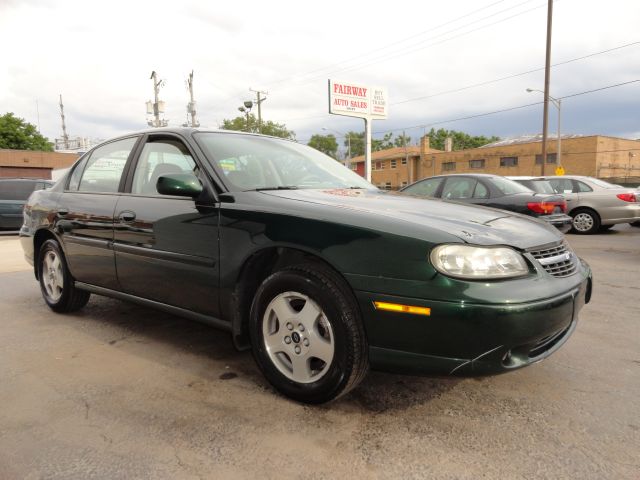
[262,291,335,383]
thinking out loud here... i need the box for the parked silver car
[528,176,640,234]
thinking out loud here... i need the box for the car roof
[505,176,548,181]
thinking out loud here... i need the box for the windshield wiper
[251,186,299,191]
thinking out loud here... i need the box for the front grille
[529,242,577,277]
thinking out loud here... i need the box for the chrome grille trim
[529,242,577,278]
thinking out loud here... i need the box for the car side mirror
[156,173,203,198]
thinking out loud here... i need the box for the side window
[442,177,477,200]
[548,178,574,194]
[576,181,593,193]
[473,182,489,199]
[402,177,442,197]
[78,138,137,193]
[68,156,89,191]
[132,139,197,195]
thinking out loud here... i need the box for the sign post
[328,80,387,182]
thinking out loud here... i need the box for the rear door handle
[118,211,136,222]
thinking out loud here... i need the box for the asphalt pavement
[0,227,638,479]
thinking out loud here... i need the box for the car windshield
[194,132,374,191]
[490,176,533,195]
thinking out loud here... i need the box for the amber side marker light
[373,301,431,316]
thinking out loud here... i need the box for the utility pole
[147,71,168,128]
[184,70,200,127]
[540,0,554,175]
[250,88,267,133]
[59,94,69,150]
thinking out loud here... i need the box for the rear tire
[249,263,368,404]
[38,239,90,313]
[570,208,600,235]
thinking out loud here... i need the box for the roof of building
[350,145,442,163]
[479,133,587,148]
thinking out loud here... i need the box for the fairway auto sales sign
[328,80,388,119]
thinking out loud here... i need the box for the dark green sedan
[20,128,592,404]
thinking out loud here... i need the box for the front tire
[249,263,368,404]
[38,239,90,313]
[570,208,601,234]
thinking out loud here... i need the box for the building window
[391,160,397,169]
[535,153,557,165]
[385,182,392,190]
[442,162,456,171]
[401,157,407,165]
[376,161,383,170]
[469,159,485,169]
[401,181,408,188]
[500,156,518,167]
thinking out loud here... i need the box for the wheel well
[230,247,353,350]
[33,230,57,279]
[568,206,599,219]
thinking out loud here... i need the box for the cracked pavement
[0,227,638,479]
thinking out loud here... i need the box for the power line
[373,79,640,135]
[391,40,640,106]
[300,0,545,84]
[263,0,511,90]
[282,40,640,127]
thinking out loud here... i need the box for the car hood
[259,189,561,250]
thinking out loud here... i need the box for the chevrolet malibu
[20,128,592,404]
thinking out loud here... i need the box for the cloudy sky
[1,0,639,149]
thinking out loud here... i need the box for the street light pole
[527,88,561,171]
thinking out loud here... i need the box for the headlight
[430,244,528,280]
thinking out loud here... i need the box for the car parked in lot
[0,178,53,230]
[20,128,592,403]
[537,175,640,234]
[399,173,573,233]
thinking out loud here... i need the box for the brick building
[351,134,640,189]
[0,149,80,179]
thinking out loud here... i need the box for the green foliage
[427,128,499,151]
[373,132,394,152]
[0,112,53,151]
[221,114,295,140]
[344,131,365,157]
[341,131,409,156]
[393,133,411,148]
[307,134,339,159]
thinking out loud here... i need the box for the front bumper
[357,268,592,377]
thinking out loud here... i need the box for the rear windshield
[0,180,39,200]
[490,176,533,195]
[528,180,556,194]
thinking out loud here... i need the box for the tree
[344,131,365,157]
[308,134,339,159]
[0,113,53,151]
[372,132,394,152]
[221,114,295,140]
[427,128,499,151]
[394,133,411,148]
